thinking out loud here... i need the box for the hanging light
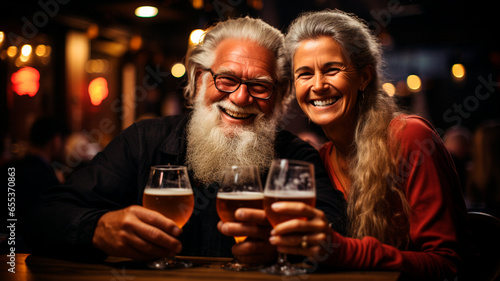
[135,6,158,18]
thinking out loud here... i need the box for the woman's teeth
[313,98,338,107]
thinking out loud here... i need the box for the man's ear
[195,68,204,92]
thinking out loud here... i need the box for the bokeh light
[406,75,421,91]
[21,44,32,56]
[35,45,47,57]
[11,67,40,97]
[7,46,17,57]
[88,77,109,106]
[382,82,396,96]
[87,24,99,39]
[192,0,203,9]
[189,29,205,45]
[171,63,186,78]
[86,59,109,73]
[130,35,142,51]
[452,63,466,79]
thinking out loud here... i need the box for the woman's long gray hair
[285,10,410,249]
[184,16,293,117]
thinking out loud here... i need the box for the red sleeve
[326,115,467,280]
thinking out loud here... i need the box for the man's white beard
[186,80,278,184]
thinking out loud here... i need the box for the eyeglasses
[206,69,274,100]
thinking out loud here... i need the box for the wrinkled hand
[268,202,334,259]
[92,205,182,260]
[217,208,277,264]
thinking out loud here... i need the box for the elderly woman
[268,9,469,280]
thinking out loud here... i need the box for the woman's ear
[360,65,374,91]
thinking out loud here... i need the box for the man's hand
[217,208,277,264]
[92,205,182,260]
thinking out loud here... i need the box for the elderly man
[26,17,346,263]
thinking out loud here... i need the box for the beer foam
[263,190,316,198]
[217,192,264,200]
[143,188,193,196]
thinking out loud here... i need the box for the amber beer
[263,190,316,227]
[216,192,264,243]
[143,188,195,228]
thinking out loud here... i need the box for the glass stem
[277,253,287,265]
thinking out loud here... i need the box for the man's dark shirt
[25,112,347,260]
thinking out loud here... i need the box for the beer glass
[216,165,264,271]
[261,159,316,276]
[142,165,194,269]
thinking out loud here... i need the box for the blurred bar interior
[1,0,499,170]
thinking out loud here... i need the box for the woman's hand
[268,202,335,259]
[217,208,277,264]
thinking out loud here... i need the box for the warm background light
[248,0,263,10]
[86,59,109,73]
[87,24,99,39]
[7,46,17,57]
[135,6,158,18]
[189,29,205,45]
[21,44,32,56]
[407,74,421,91]
[130,35,142,51]
[11,67,40,97]
[191,0,204,9]
[0,31,4,43]
[88,77,109,106]
[42,45,51,57]
[452,63,465,79]
[171,63,186,78]
[35,45,46,56]
[382,82,396,96]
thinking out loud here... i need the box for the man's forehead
[211,38,276,78]
[214,66,272,80]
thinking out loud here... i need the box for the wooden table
[1,254,401,281]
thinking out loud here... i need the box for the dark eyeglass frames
[205,69,274,100]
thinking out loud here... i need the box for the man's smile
[219,106,256,119]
